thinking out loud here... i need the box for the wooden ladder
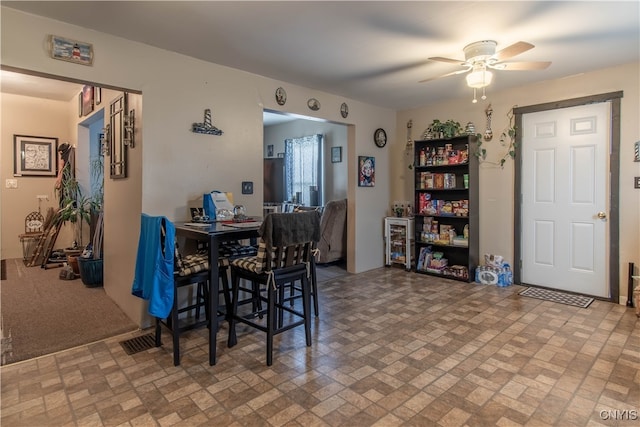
[27,211,62,268]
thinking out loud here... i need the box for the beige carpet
[0,258,138,365]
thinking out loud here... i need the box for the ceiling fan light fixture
[466,68,493,88]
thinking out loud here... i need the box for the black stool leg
[155,317,162,347]
[278,281,285,328]
[266,285,276,366]
[219,266,232,321]
[171,287,180,366]
[311,259,319,316]
[195,282,203,319]
[227,271,240,348]
[302,275,312,346]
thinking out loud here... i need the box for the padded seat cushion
[174,241,257,277]
[231,256,263,274]
[176,252,209,276]
[219,242,258,259]
[231,241,307,274]
[231,242,268,274]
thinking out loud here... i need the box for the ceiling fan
[420,40,551,102]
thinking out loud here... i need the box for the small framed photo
[358,156,375,187]
[49,35,94,66]
[331,146,342,163]
[94,87,102,105]
[267,144,274,157]
[13,135,58,177]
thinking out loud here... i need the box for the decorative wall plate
[374,128,387,148]
[307,98,320,111]
[275,87,286,106]
[340,102,349,118]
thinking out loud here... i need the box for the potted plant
[77,156,104,286]
[56,178,98,248]
[57,156,104,285]
[425,119,463,139]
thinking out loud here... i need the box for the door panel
[522,103,609,297]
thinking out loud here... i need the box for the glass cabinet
[384,217,414,271]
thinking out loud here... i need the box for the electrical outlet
[5,179,17,189]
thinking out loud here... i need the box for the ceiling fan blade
[419,67,471,83]
[494,41,534,61]
[492,61,551,71]
[428,56,466,65]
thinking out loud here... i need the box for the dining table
[174,219,261,366]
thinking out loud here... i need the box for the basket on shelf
[77,257,103,287]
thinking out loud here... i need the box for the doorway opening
[262,110,350,274]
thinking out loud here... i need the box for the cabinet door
[385,218,413,270]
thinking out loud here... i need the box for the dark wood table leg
[209,236,220,365]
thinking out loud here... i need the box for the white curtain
[284,134,322,206]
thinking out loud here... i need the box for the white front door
[521,102,610,297]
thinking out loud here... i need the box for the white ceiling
[2,1,639,111]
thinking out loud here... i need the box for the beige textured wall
[2,7,396,327]
[395,62,640,302]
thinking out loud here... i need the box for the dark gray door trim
[513,91,622,302]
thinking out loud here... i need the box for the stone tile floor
[1,267,638,426]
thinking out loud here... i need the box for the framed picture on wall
[48,35,94,66]
[331,146,342,163]
[81,85,94,116]
[13,135,58,177]
[358,156,375,187]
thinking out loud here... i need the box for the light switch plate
[241,181,253,195]
[5,179,17,188]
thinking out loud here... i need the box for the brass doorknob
[597,211,607,219]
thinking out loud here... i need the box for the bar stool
[227,211,320,366]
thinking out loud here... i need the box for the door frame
[513,91,622,302]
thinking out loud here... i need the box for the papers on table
[183,222,211,227]
[222,222,262,229]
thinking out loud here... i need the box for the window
[284,134,322,206]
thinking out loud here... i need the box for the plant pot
[67,255,80,275]
[64,248,83,275]
[77,258,103,287]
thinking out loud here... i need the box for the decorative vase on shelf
[465,122,476,135]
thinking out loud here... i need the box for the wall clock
[374,128,387,148]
